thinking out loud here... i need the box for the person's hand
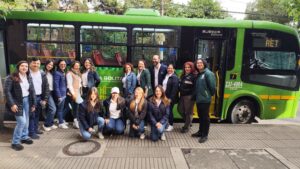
[132,124,139,130]
[156,122,162,129]
[40,100,47,108]
[88,127,95,133]
[11,105,18,113]
[31,106,35,112]
[105,119,110,124]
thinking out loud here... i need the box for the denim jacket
[87,71,100,88]
[123,72,137,97]
[53,70,67,99]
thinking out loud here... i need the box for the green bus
[0,9,299,123]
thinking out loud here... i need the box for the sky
[173,0,254,19]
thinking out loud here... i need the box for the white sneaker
[73,118,79,129]
[59,123,69,129]
[161,133,166,141]
[54,118,59,124]
[43,125,51,132]
[51,125,58,130]
[165,125,174,132]
[98,132,104,139]
[140,133,145,140]
[63,120,69,125]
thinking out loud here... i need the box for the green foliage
[187,0,226,19]
[245,0,291,24]
[286,0,300,23]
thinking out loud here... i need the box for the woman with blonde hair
[81,58,100,99]
[148,85,170,141]
[128,87,148,139]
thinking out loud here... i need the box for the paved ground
[1,122,300,169]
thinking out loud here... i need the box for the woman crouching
[148,85,170,141]
[128,87,148,139]
[78,87,105,140]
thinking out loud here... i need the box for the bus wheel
[230,100,255,124]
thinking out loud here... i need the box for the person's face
[167,65,174,75]
[196,60,205,71]
[90,91,97,101]
[184,64,192,74]
[134,89,143,99]
[30,60,41,71]
[59,61,66,71]
[138,61,145,70]
[125,65,131,73]
[152,55,160,66]
[111,93,119,100]
[73,63,80,72]
[19,63,28,75]
[46,62,54,71]
[155,87,162,99]
[84,60,91,70]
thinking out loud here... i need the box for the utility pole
[160,0,164,16]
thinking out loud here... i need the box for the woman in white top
[81,58,100,99]
[43,60,58,131]
[66,61,83,129]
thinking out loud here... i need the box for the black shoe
[21,139,33,144]
[180,127,189,133]
[191,131,202,137]
[36,130,44,135]
[30,134,40,140]
[198,136,208,143]
[11,144,24,151]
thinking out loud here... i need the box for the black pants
[196,102,211,137]
[169,102,175,125]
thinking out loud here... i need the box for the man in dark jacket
[28,57,49,139]
[149,55,167,90]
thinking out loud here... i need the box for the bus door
[194,29,235,118]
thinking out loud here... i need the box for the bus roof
[4,10,299,36]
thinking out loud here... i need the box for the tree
[286,0,300,27]
[245,0,291,24]
[186,0,227,19]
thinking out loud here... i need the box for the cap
[111,87,120,94]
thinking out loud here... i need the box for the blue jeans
[29,95,41,136]
[56,96,66,124]
[150,122,167,141]
[129,120,145,137]
[12,97,30,144]
[106,118,125,134]
[44,94,56,127]
[79,117,105,140]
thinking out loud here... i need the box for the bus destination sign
[253,37,281,48]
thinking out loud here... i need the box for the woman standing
[148,85,170,141]
[162,64,179,132]
[81,58,100,99]
[103,87,126,135]
[78,87,105,140]
[43,60,57,131]
[192,59,216,143]
[53,59,68,129]
[5,61,36,151]
[128,87,148,139]
[66,61,83,129]
[178,62,196,133]
[136,60,153,98]
[122,63,137,99]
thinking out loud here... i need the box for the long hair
[123,62,134,73]
[44,59,55,73]
[150,85,170,106]
[81,57,96,73]
[181,61,196,78]
[86,87,101,113]
[56,59,66,72]
[11,60,29,82]
[194,58,208,73]
[129,87,145,113]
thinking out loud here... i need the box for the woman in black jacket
[5,61,36,151]
[178,61,196,133]
[128,87,148,139]
[162,64,179,132]
[78,87,105,140]
[148,85,170,141]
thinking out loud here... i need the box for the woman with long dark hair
[148,85,170,141]
[43,59,57,131]
[81,58,100,99]
[78,87,105,140]
[5,61,36,151]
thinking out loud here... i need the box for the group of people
[4,54,216,151]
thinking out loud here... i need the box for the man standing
[28,57,49,139]
[149,55,167,90]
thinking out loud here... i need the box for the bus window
[26,23,75,63]
[80,25,127,66]
[131,27,179,67]
[242,29,300,90]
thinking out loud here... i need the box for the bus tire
[229,99,255,124]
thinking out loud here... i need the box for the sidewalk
[0,123,300,169]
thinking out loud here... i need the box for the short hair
[28,57,40,63]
